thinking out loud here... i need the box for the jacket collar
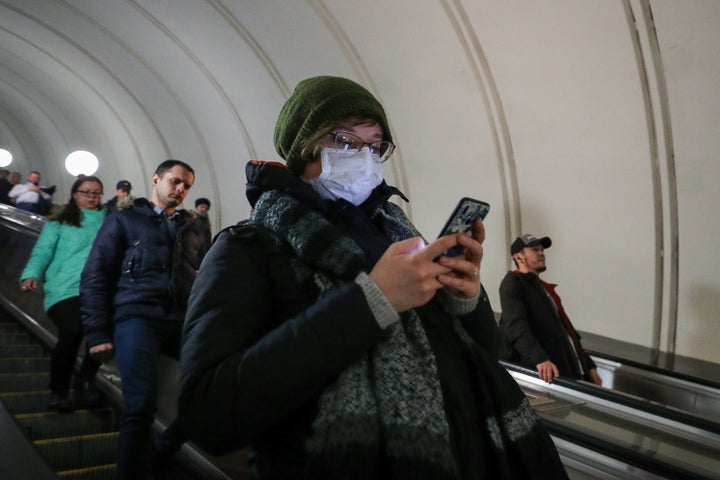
[120,196,189,220]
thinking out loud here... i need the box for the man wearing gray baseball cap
[498,233,602,385]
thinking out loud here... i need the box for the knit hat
[273,76,392,174]
[195,197,210,208]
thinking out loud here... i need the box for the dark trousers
[113,316,186,479]
[46,297,100,393]
[16,202,39,213]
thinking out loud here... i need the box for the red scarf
[539,279,592,378]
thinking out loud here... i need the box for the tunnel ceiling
[1,0,720,365]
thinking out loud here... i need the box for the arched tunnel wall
[0,0,719,365]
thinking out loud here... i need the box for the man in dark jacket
[80,159,208,479]
[498,233,602,385]
[104,179,132,213]
[0,169,12,204]
[191,197,212,246]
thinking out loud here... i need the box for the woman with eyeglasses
[20,175,105,412]
[178,76,568,479]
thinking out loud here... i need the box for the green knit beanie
[274,76,393,174]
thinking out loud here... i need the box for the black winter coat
[178,163,501,479]
[80,198,207,347]
[498,270,595,378]
[179,222,500,478]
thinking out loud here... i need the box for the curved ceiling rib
[623,0,678,356]
[638,0,679,357]
[126,0,298,224]
[441,0,519,271]
[1,1,162,180]
[0,69,71,164]
[0,0,716,365]
[211,0,291,98]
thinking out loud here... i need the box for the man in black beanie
[105,180,132,214]
[192,197,212,246]
[0,169,12,205]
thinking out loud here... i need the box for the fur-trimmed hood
[116,195,137,211]
[116,195,197,219]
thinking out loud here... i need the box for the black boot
[48,391,74,413]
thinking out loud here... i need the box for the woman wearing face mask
[178,76,568,479]
[20,175,105,412]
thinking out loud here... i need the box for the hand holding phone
[438,197,490,257]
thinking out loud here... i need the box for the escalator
[590,350,720,426]
[0,205,244,479]
[3,203,719,479]
[506,362,720,479]
[0,298,247,479]
[0,308,117,479]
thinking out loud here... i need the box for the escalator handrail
[543,415,716,480]
[500,360,720,436]
[0,204,45,235]
[588,348,720,391]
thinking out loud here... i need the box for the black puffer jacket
[178,162,501,479]
[81,197,208,347]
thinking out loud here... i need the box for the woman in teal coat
[21,175,105,412]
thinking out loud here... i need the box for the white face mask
[307,147,383,206]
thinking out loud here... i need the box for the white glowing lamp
[65,150,99,176]
[0,149,12,167]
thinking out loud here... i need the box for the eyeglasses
[77,190,103,197]
[327,132,395,163]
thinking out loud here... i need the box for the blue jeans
[113,317,185,479]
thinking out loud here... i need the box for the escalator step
[0,372,49,392]
[56,463,116,480]
[0,321,23,333]
[1,390,57,414]
[0,332,31,344]
[0,316,126,479]
[0,343,45,358]
[0,356,50,373]
[16,407,117,440]
[34,431,118,471]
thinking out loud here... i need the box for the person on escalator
[498,233,603,385]
[177,75,569,479]
[0,169,12,204]
[80,159,208,480]
[20,175,106,412]
[9,170,55,215]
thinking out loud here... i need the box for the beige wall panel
[653,0,720,363]
[463,1,657,346]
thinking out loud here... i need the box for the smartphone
[437,197,490,257]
